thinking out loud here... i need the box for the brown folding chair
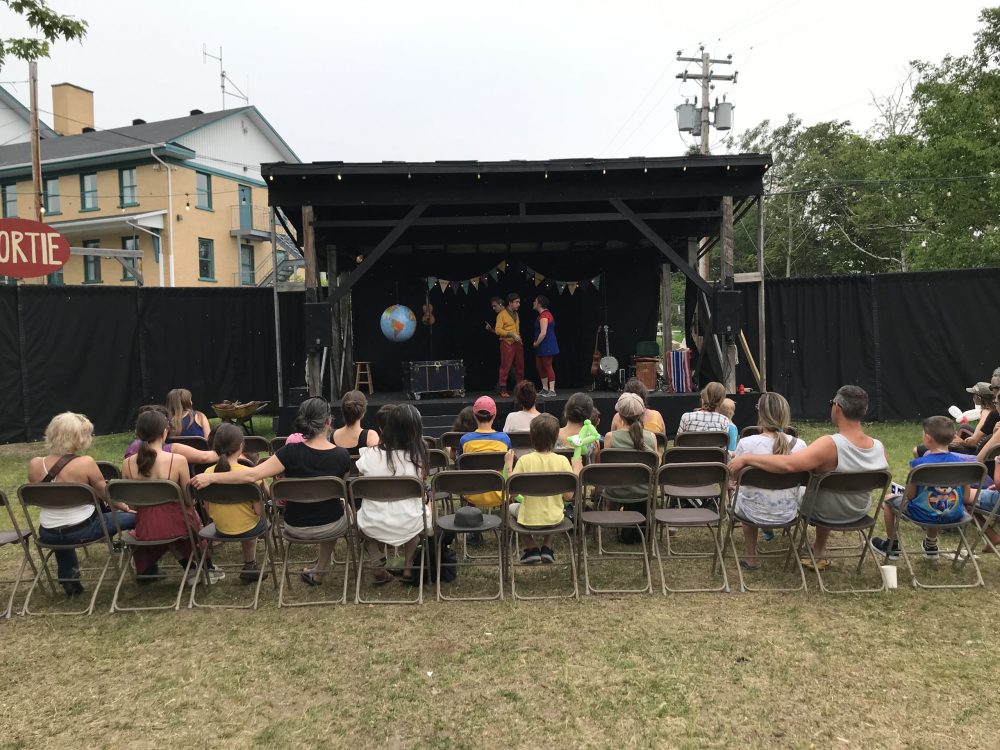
[95,461,121,481]
[739,425,797,440]
[885,462,987,589]
[422,435,440,450]
[427,447,452,511]
[170,435,212,475]
[188,483,278,609]
[794,469,892,594]
[106,479,199,613]
[431,470,505,601]
[674,431,729,449]
[508,431,534,455]
[242,435,271,460]
[456,452,506,472]
[350,476,428,605]
[554,447,575,462]
[600,448,659,470]
[652,463,730,594]
[662,447,728,466]
[505,472,579,600]
[578,463,654,595]
[18,483,117,616]
[270,436,289,453]
[1,489,38,618]
[723,468,811,593]
[440,431,463,457]
[271,477,353,607]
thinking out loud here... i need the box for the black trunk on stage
[351,250,661,393]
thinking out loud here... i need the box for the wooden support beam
[721,195,737,392]
[314,209,721,229]
[756,195,767,392]
[609,198,714,296]
[302,205,318,296]
[330,204,426,303]
[739,330,762,389]
[660,263,673,392]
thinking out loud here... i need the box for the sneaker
[519,547,542,565]
[545,390,557,397]
[239,560,268,583]
[869,537,900,560]
[498,390,510,399]
[207,564,226,584]
[539,546,555,564]
[61,580,84,597]
[761,530,775,542]
[922,538,940,559]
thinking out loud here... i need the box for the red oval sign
[0,218,71,279]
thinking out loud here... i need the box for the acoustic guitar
[590,325,601,378]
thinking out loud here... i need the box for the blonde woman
[677,381,732,435]
[28,412,136,596]
[732,392,805,569]
[166,388,210,439]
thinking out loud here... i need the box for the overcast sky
[0,1,989,163]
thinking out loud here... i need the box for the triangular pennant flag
[449,281,459,293]
[427,276,437,291]
[534,272,544,286]
[592,274,601,290]
[498,261,507,273]
[579,278,589,290]
[461,280,470,294]
[524,265,534,277]
[438,279,449,293]
[556,281,566,295]
[470,277,479,290]
[489,269,499,281]
[568,282,578,295]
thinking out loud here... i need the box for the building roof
[0,85,58,139]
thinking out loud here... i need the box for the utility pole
[28,61,43,222]
[676,47,736,156]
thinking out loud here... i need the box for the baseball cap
[473,395,497,418]
[966,382,994,399]
[615,392,645,418]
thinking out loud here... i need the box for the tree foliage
[732,7,1000,277]
[0,0,86,69]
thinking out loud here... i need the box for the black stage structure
[263,155,771,433]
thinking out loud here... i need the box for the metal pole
[270,208,284,408]
[757,196,767,392]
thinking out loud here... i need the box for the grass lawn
[2,420,998,749]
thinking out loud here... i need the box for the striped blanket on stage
[669,350,693,393]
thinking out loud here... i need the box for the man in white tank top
[729,385,888,568]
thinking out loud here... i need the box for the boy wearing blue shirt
[871,416,971,560]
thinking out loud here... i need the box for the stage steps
[422,413,457,439]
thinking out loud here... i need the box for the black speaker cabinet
[713,290,744,334]
[304,302,332,347]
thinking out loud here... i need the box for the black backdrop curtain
[0,287,24,443]
[349,249,661,393]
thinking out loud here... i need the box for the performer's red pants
[498,341,524,389]
[535,355,555,382]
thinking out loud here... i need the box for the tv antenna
[202,44,249,110]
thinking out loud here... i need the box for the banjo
[599,325,618,377]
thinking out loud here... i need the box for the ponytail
[625,414,645,450]
[134,409,169,477]
[211,423,244,474]
[771,431,791,456]
[137,440,157,477]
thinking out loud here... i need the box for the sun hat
[473,395,497,418]
[966,382,994,399]
[615,392,645,419]
[436,504,501,533]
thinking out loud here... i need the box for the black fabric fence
[764,268,1000,421]
[0,286,304,443]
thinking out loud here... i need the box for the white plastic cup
[880,564,898,590]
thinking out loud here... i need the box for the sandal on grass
[800,556,831,571]
[372,569,394,586]
[739,560,760,571]
[300,569,322,587]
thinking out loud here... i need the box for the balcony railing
[229,204,271,235]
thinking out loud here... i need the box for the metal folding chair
[578,463,654,595]
[885,462,988,589]
[106,479,199,613]
[652,432,668,458]
[169,435,212,475]
[662,447,728,466]
[269,436,289,453]
[422,435,440,450]
[350,476,428,605]
[723,468,811,593]
[271,477,354,607]
[505,472,579,600]
[508,432,534,456]
[242,435,271,460]
[652,463,730,593]
[456,452,506,472]
[188,483,278,609]
[794,469,892,594]
[18,483,118,616]
[431,470,505,601]
[674,431,729,449]
[427,447,453,511]
[95,461,121,481]
[0,489,38,618]
[440,431,463,457]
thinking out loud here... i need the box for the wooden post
[326,246,341,401]
[28,62,43,222]
[757,195,767,391]
[302,206,322,396]
[659,262,673,392]
[720,196,737,392]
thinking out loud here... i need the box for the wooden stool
[354,361,374,394]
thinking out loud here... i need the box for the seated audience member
[917,382,998,457]
[728,385,888,570]
[355,404,431,584]
[609,378,665,435]
[123,409,220,583]
[333,390,380,455]
[376,404,396,433]
[871,416,971,561]
[503,380,542,433]
[968,461,1000,554]
[29,412,137,596]
[445,406,478,461]
[677,382,733,435]
[457,396,512,508]
[192,397,352,587]
[125,405,219,465]
[731,393,806,570]
[202,423,268,582]
[166,388,211,439]
[719,398,740,453]
[504,413,582,564]
[557,392,600,463]
[603,393,658,543]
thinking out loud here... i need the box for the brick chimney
[51,82,94,135]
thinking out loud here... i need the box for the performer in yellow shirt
[485,293,524,398]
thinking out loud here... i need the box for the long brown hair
[211,423,245,473]
[165,388,194,436]
[700,382,726,412]
[756,392,793,456]
[135,409,168,477]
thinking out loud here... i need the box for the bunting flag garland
[426,263,602,295]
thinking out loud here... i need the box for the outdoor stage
[317,389,763,438]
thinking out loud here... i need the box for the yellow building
[0,83,301,287]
